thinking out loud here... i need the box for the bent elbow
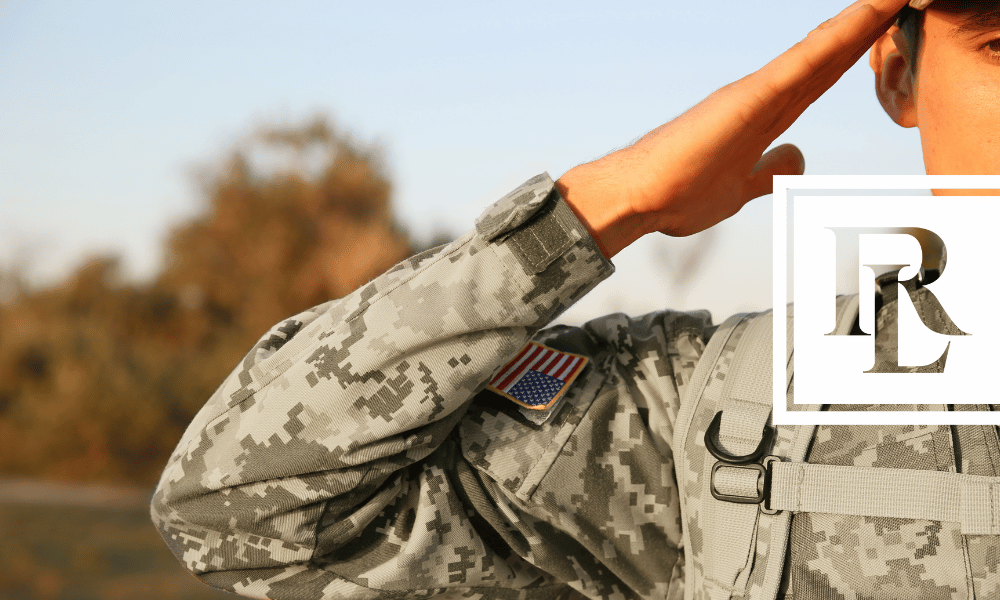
[150,478,317,578]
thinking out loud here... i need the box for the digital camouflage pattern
[782,275,1000,600]
[152,174,1000,600]
[151,173,703,599]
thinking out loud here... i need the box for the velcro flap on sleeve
[475,173,556,242]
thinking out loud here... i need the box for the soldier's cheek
[917,50,1000,176]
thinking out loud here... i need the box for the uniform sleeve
[150,172,714,600]
[454,309,711,600]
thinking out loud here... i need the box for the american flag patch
[488,342,588,410]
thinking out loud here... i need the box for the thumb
[746,143,805,201]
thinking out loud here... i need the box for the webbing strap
[679,297,860,600]
[717,311,774,457]
[714,465,764,497]
[769,461,1000,535]
[701,311,773,598]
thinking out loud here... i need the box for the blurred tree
[0,116,416,485]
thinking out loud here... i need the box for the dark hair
[896,6,924,73]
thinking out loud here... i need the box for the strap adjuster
[705,411,781,514]
[709,457,780,514]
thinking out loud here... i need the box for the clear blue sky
[0,1,925,322]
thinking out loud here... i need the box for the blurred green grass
[0,499,233,600]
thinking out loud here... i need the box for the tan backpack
[674,295,1000,600]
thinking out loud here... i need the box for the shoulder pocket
[459,332,607,503]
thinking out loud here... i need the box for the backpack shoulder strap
[674,295,859,600]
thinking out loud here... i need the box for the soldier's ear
[870,26,918,128]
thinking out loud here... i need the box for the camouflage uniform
[151,174,1000,599]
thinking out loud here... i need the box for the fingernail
[909,0,934,9]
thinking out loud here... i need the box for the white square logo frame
[773,175,1000,426]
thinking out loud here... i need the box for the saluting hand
[557,0,914,259]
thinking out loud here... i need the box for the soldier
[151,0,1000,598]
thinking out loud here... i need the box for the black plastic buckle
[704,411,780,513]
[708,456,780,514]
[709,461,766,504]
[704,411,773,464]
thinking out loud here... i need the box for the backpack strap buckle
[706,411,781,514]
[704,410,773,464]
[708,456,780,514]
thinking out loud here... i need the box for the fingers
[746,144,805,201]
[816,1,877,31]
[763,0,910,97]
[814,0,912,39]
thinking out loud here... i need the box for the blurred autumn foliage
[0,117,420,486]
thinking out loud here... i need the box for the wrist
[555,163,651,260]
